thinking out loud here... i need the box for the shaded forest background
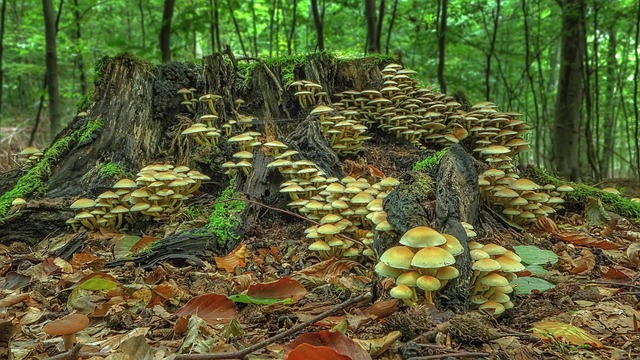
[0,0,639,182]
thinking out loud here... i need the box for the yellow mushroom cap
[399,226,447,248]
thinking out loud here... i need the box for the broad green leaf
[513,245,558,265]
[228,293,292,305]
[511,277,556,295]
[525,264,548,276]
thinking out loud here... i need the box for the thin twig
[173,292,372,360]
[587,280,640,289]
[44,343,107,360]
[407,352,489,360]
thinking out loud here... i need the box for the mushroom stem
[62,333,77,350]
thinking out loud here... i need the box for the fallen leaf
[601,267,631,281]
[285,330,372,360]
[0,293,30,307]
[286,343,351,360]
[130,235,160,253]
[363,299,398,318]
[532,320,602,348]
[174,293,238,325]
[570,249,596,274]
[555,232,621,250]
[215,243,247,272]
[70,252,104,270]
[353,331,401,358]
[246,277,307,303]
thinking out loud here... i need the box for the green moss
[78,118,104,143]
[529,167,640,219]
[413,149,447,172]
[96,162,129,179]
[76,88,95,113]
[201,177,246,245]
[0,133,78,219]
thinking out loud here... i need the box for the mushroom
[42,313,90,350]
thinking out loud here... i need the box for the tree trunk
[385,0,398,54]
[437,0,448,93]
[600,26,617,178]
[72,0,86,96]
[484,0,500,101]
[364,0,378,53]
[0,0,6,122]
[138,0,146,49]
[552,0,584,180]
[634,1,640,176]
[227,0,247,56]
[42,0,63,141]
[287,0,297,55]
[159,0,175,63]
[311,0,324,51]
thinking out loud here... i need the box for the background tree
[159,0,175,63]
[552,0,585,180]
[42,0,62,141]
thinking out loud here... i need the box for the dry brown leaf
[353,331,400,358]
[531,216,559,234]
[215,243,247,272]
[363,299,399,318]
[0,293,30,307]
[570,249,596,274]
[556,231,621,250]
[247,277,308,303]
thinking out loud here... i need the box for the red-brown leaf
[174,293,237,325]
[247,277,307,303]
[130,235,160,253]
[555,232,621,249]
[215,243,247,272]
[601,266,631,281]
[284,330,372,360]
[286,343,351,360]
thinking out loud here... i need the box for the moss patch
[528,167,640,219]
[78,118,104,144]
[413,149,447,172]
[200,177,246,246]
[76,88,95,113]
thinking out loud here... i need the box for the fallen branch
[407,352,489,360]
[173,292,372,360]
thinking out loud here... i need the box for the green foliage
[78,118,104,144]
[95,162,129,179]
[76,88,95,113]
[203,177,246,245]
[530,167,640,218]
[511,277,556,295]
[413,149,447,172]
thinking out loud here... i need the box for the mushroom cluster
[290,80,328,108]
[180,92,224,147]
[19,146,44,168]
[67,163,209,231]
[375,227,463,306]
[177,87,199,113]
[310,104,371,155]
[479,169,574,224]
[222,131,264,176]
[468,242,525,317]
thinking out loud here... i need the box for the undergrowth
[413,149,447,172]
[529,167,640,219]
[201,177,246,246]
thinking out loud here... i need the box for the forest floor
[1,137,640,360]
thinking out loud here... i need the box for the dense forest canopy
[0,0,639,180]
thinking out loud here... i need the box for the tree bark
[0,0,6,122]
[227,0,247,56]
[634,1,640,176]
[600,26,617,178]
[552,0,584,180]
[159,0,175,63]
[72,0,86,96]
[311,0,324,51]
[287,0,297,55]
[437,0,448,93]
[483,0,500,101]
[365,0,378,53]
[138,0,146,49]
[42,0,63,141]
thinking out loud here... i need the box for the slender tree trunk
[484,0,500,101]
[287,0,297,55]
[375,0,385,52]
[269,0,276,56]
[634,1,640,176]
[72,0,86,96]
[310,0,324,51]
[42,0,62,141]
[552,0,585,180]
[582,0,599,179]
[138,0,145,49]
[208,0,221,52]
[437,0,448,93]
[0,0,6,122]
[364,0,378,53]
[385,0,398,54]
[522,0,541,167]
[159,0,175,63]
[250,0,258,56]
[227,0,247,56]
[600,26,617,178]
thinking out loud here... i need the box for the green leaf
[513,245,558,265]
[79,277,118,291]
[511,277,556,295]
[114,235,142,259]
[228,293,292,305]
[525,264,548,276]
